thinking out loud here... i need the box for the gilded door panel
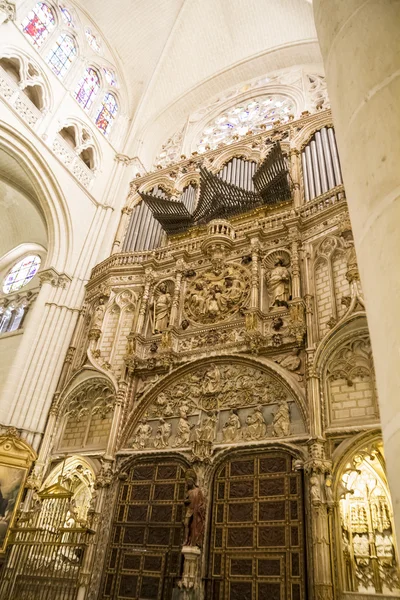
[101,459,186,600]
[208,452,306,600]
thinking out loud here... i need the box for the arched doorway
[208,449,307,600]
[101,457,189,600]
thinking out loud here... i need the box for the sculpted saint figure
[202,365,221,395]
[153,282,171,333]
[272,400,291,437]
[132,419,152,449]
[154,418,172,448]
[190,281,206,315]
[267,258,291,307]
[173,406,192,447]
[196,412,217,444]
[183,471,206,547]
[222,410,241,442]
[245,405,267,440]
[92,297,106,329]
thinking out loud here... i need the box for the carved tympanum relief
[129,362,305,454]
[325,336,378,426]
[184,263,250,324]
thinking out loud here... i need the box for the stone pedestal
[176,546,201,600]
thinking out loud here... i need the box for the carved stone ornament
[38,268,72,289]
[184,263,250,324]
[0,1,16,23]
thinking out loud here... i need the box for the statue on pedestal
[183,470,206,547]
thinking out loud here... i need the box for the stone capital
[39,268,72,289]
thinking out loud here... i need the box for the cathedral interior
[0,1,399,599]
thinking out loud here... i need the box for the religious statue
[202,365,221,395]
[222,409,241,442]
[310,474,321,505]
[92,297,106,329]
[132,419,153,449]
[245,405,267,440]
[267,257,291,307]
[183,470,206,547]
[190,281,206,315]
[173,407,192,447]
[154,418,172,448]
[153,282,172,333]
[325,473,334,505]
[272,400,291,437]
[196,412,217,444]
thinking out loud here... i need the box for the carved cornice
[39,268,72,289]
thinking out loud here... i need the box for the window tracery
[196,95,295,153]
[85,28,101,53]
[103,67,117,87]
[59,6,73,27]
[3,255,41,294]
[74,67,100,110]
[95,92,118,136]
[21,2,55,47]
[46,33,77,79]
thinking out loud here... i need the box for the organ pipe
[328,127,343,185]
[321,127,335,189]
[305,145,316,199]
[301,152,310,202]
[315,131,328,193]
[310,140,322,197]
[301,126,343,201]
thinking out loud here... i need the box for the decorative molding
[38,268,72,289]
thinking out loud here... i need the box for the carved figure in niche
[189,281,206,316]
[222,409,241,442]
[196,412,217,444]
[272,400,291,437]
[245,405,267,440]
[154,418,172,448]
[173,408,192,447]
[310,474,321,504]
[205,286,221,317]
[132,419,152,449]
[91,297,106,329]
[267,257,291,307]
[325,474,334,504]
[183,470,206,547]
[202,365,221,395]
[275,348,301,371]
[153,282,171,333]
[353,534,369,556]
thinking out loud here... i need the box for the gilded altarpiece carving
[209,451,306,600]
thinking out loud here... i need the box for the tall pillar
[313,0,400,536]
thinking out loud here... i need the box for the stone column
[313,0,400,538]
[136,268,153,334]
[169,260,184,327]
[249,238,261,310]
[111,206,132,254]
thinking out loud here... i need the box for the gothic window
[338,442,399,595]
[85,28,101,53]
[74,67,100,110]
[95,92,118,136]
[46,33,77,79]
[3,255,41,294]
[21,2,55,47]
[103,67,117,87]
[197,95,295,153]
[60,6,74,27]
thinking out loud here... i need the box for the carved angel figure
[276,348,301,372]
[245,405,267,440]
[132,419,153,449]
[272,400,291,437]
[267,258,291,307]
[153,282,171,333]
[154,419,172,448]
[222,410,241,443]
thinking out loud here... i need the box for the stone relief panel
[58,378,115,451]
[128,361,306,457]
[325,336,379,427]
[183,263,250,325]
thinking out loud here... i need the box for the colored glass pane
[85,28,101,53]
[21,2,55,47]
[103,67,117,87]
[95,92,118,136]
[46,34,77,79]
[60,6,73,26]
[197,95,295,153]
[74,68,100,110]
[3,255,41,294]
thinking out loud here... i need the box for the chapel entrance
[207,450,307,600]
[101,458,187,600]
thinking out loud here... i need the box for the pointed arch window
[74,67,100,110]
[46,34,77,79]
[21,2,55,47]
[95,92,118,136]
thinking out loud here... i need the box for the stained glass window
[95,92,118,136]
[60,6,74,26]
[197,95,295,153]
[103,67,117,87]
[46,34,77,79]
[21,2,55,47]
[85,28,101,53]
[74,67,100,110]
[3,255,41,294]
